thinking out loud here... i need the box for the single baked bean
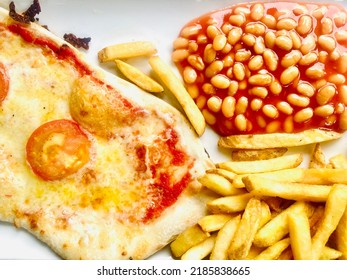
[221,43,232,54]
[202,109,217,125]
[276,101,293,115]
[297,82,315,97]
[296,15,313,36]
[328,74,346,85]
[238,80,248,90]
[281,50,302,68]
[293,4,308,16]
[234,114,247,131]
[235,49,252,62]
[330,49,341,62]
[211,74,231,89]
[257,115,267,128]
[325,115,337,126]
[242,33,256,47]
[187,54,205,71]
[233,62,246,81]
[223,54,234,68]
[188,41,198,52]
[336,103,345,114]
[305,65,326,79]
[249,86,268,98]
[280,66,299,85]
[263,49,278,71]
[284,116,294,132]
[264,31,276,48]
[261,14,277,29]
[234,6,250,15]
[235,96,249,114]
[318,51,329,64]
[221,22,233,34]
[207,18,218,26]
[254,37,265,54]
[299,52,318,66]
[335,30,347,44]
[205,60,224,78]
[222,96,236,118]
[181,24,202,38]
[228,80,239,95]
[316,85,336,105]
[294,108,313,123]
[266,121,281,133]
[300,35,316,55]
[173,37,189,49]
[207,96,222,112]
[339,85,347,105]
[196,95,207,109]
[287,93,310,107]
[228,14,246,27]
[227,27,243,45]
[339,110,347,130]
[337,53,347,74]
[213,34,227,51]
[277,18,297,30]
[197,34,208,44]
[334,12,347,28]
[312,79,328,90]
[312,6,327,20]
[226,67,233,79]
[314,104,335,117]
[183,66,197,84]
[245,22,266,36]
[248,55,264,71]
[172,49,189,62]
[207,25,221,39]
[249,73,273,86]
[318,35,336,53]
[186,84,199,99]
[321,17,333,35]
[250,98,263,111]
[269,80,282,95]
[250,3,264,21]
[275,35,293,51]
[289,31,302,49]
[203,44,217,63]
[262,104,279,119]
[202,83,216,95]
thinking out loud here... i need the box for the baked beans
[173,1,347,135]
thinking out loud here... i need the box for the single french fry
[210,215,241,260]
[207,193,253,214]
[259,201,272,229]
[336,207,347,259]
[243,175,332,202]
[231,148,288,161]
[149,55,205,136]
[253,238,291,260]
[217,154,303,174]
[115,59,163,93]
[309,205,325,236]
[277,247,293,260]
[218,129,341,149]
[206,168,236,182]
[311,184,347,259]
[329,154,347,169]
[228,198,262,260]
[170,224,209,258]
[198,214,234,232]
[320,247,343,260]
[253,201,314,247]
[288,211,312,260]
[181,235,216,260]
[98,41,157,62]
[309,143,327,168]
[198,173,245,196]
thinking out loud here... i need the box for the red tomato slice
[0,62,9,105]
[26,119,91,181]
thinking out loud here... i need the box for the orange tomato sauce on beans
[173,1,347,136]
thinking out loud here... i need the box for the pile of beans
[172,1,347,136]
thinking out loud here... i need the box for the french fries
[231,147,288,161]
[309,143,327,168]
[98,41,157,62]
[149,55,206,136]
[115,59,163,93]
[218,128,341,149]
[171,151,347,260]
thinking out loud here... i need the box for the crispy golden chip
[288,211,312,260]
[329,154,347,169]
[228,198,262,260]
[244,175,332,202]
[115,59,163,93]
[210,215,241,260]
[336,207,347,260]
[253,238,291,260]
[218,129,341,149]
[198,173,245,196]
[98,41,157,62]
[207,193,253,214]
[231,148,288,161]
[198,214,234,232]
[170,224,209,258]
[320,247,343,260]
[206,168,236,182]
[217,154,303,174]
[253,201,314,247]
[311,184,347,259]
[309,205,325,236]
[149,55,206,136]
[181,235,216,260]
[309,143,327,168]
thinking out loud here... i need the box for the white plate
[0,0,346,260]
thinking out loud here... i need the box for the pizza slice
[0,6,214,259]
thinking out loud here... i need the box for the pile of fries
[170,145,347,260]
